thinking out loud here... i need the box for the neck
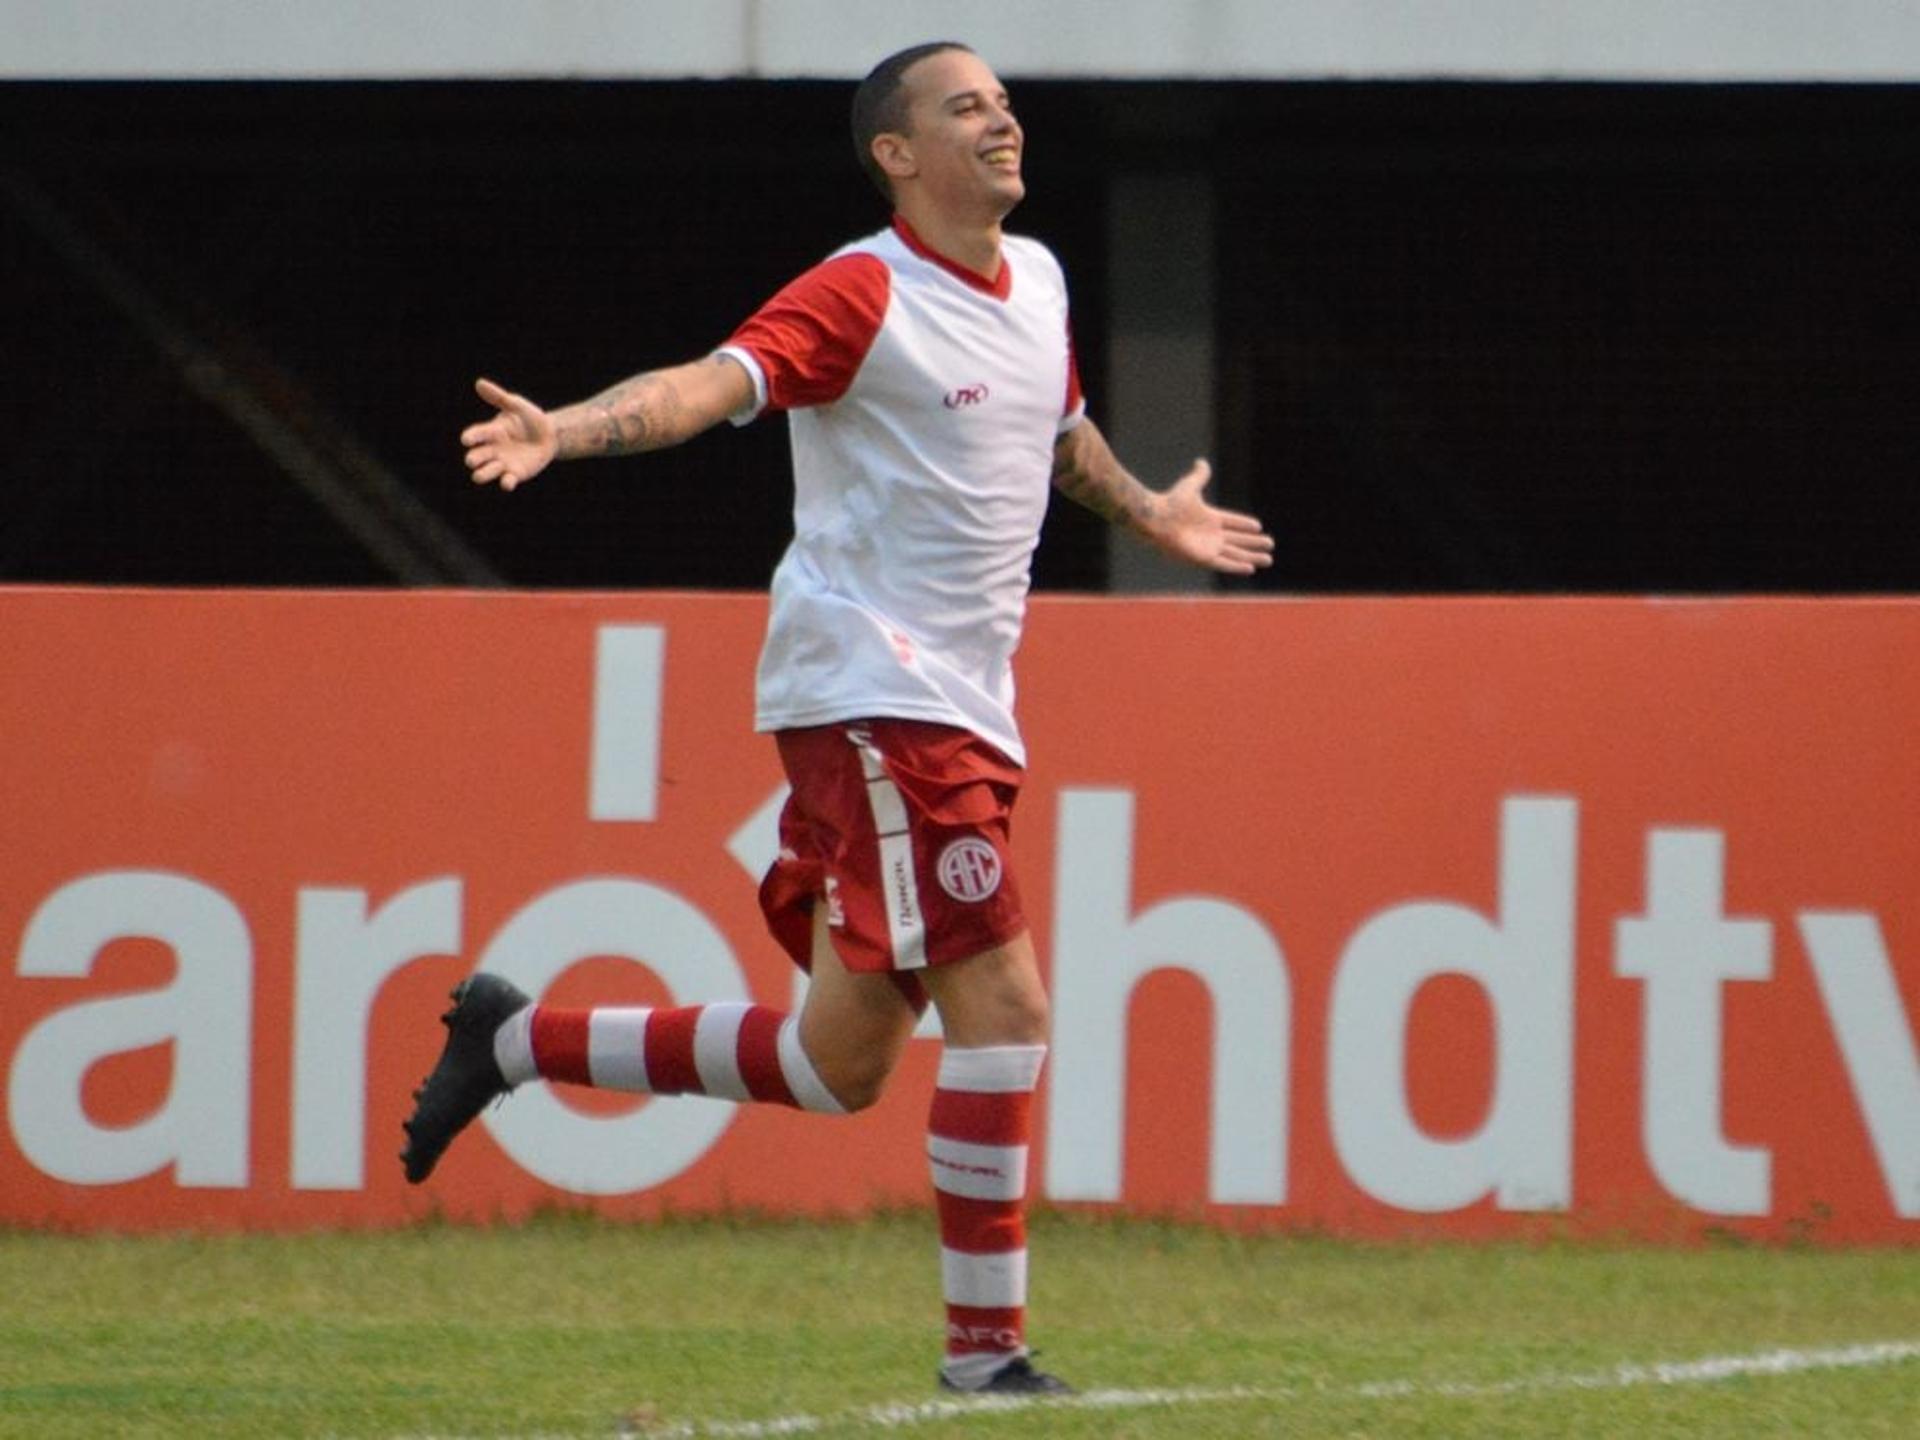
[893,200,1005,281]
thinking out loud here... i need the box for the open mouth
[980,146,1020,169]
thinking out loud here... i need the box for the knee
[997,988,1050,1047]
[802,1036,899,1113]
[821,1052,893,1114]
[791,991,915,1115]
[941,969,1051,1049]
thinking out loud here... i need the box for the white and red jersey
[718,216,1085,767]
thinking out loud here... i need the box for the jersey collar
[892,215,1013,302]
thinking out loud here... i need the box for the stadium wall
[8,0,1920,80]
[2,587,1915,1243]
[8,80,1916,596]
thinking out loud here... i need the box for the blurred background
[4,0,1917,595]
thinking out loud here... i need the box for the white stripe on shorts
[692,1001,754,1100]
[941,1245,1029,1309]
[850,730,928,971]
[928,1135,1029,1202]
[865,771,910,834]
[587,1007,654,1092]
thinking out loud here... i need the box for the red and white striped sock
[928,1043,1046,1390]
[491,1002,844,1114]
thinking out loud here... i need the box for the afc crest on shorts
[936,836,1003,904]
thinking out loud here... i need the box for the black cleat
[400,974,530,1184]
[939,1355,1077,1397]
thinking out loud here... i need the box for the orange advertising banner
[1,587,1915,1243]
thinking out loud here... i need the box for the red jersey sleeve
[724,252,891,411]
[1063,320,1086,425]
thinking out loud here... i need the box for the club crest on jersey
[937,836,1003,903]
[943,382,991,409]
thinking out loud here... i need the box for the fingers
[466,455,534,491]
[1228,524,1275,557]
[1212,527,1275,575]
[466,377,544,490]
[476,376,548,430]
[1235,531,1276,559]
[1210,551,1270,576]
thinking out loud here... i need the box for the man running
[404,39,1273,1396]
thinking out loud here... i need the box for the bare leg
[919,930,1050,1047]
[797,905,922,1111]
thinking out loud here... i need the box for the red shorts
[758,719,1027,996]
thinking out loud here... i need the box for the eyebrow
[941,87,1012,108]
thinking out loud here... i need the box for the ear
[871,132,917,184]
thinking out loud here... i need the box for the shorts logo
[890,854,919,926]
[937,837,1003,903]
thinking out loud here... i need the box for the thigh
[797,904,921,1098]
[919,929,1051,1049]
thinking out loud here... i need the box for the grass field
[2,1210,1915,1438]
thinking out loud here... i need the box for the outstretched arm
[462,354,755,491]
[1051,418,1274,576]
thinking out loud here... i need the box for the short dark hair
[850,41,975,203]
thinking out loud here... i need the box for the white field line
[639,1339,1920,1438]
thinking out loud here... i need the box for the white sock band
[936,1043,1047,1094]
[940,1245,1029,1308]
[492,1005,537,1086]
[776,1015,847,1114]
[587,1007,654,1091]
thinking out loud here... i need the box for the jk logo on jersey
[943,382,990,409]
[937,836,1003,903]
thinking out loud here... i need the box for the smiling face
[874,48,1025,223]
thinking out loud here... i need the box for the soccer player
[404,40,1273,1395]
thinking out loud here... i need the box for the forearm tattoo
[559,372,685,459]
[1052,429,1163,532]
[595,373,682,455]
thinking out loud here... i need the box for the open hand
[462,378,557,491]
[1149,460,1275,575]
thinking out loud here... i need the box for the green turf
[1,1210,1915,1438]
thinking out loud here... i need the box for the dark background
[3,80,1916,592]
